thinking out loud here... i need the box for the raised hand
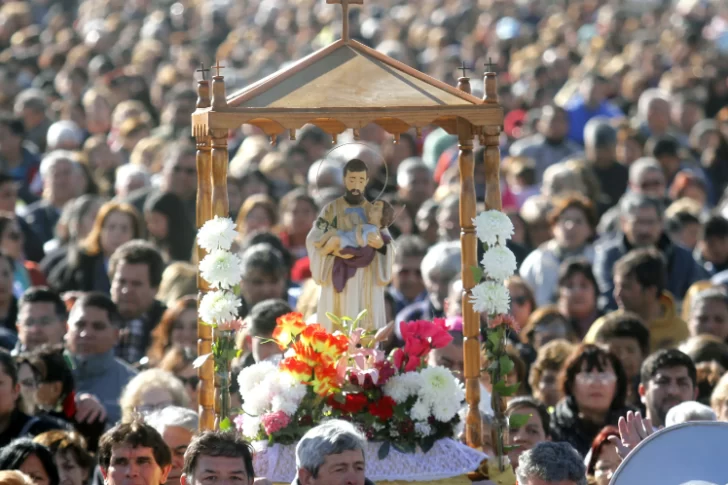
[608,411,655,459]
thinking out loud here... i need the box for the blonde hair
[229,136,270,178]
[235,194,279,238]
[156,262,197,307]
[711,372,728,415]
[0,471,34,485]
[119,369,190,422]
[130,137,167,173]
[682,281,715,322]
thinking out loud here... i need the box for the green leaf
[503,444,521,453]
[326,312,342,325]
[508,413,531,429]
[487,331,501,349]
[192,353,212,369]
[470,266,484,284]
[353,309,368,326]
[219,417,231,431]
[499,355,514,375]
[493,381,521,397]
[378,441,390,460]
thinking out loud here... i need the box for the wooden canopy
[193,0,504,452]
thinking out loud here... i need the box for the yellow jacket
[584,292,690,352]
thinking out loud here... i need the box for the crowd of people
[1,0,728,483]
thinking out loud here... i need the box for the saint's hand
[367,232,384,249]
[608,411,655,459]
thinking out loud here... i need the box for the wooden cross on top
[458,61,472,79]
[326,0,364,42]
[212,60,225,78]
[196,62,210,81]
[485,57,496,74]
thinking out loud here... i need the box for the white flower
[238,361,277,397]
[419,366,463,406]
[414,422,433,437]
[271,395,299,416]
[410,398,430,421]
[269,373,306,416]
[240,415,262,439]
[432,398,460,423]
[199,290,240,326]
[197,216,239,252]
[384,374,414,404]
[469,281,510,315]
[481,246,517,282]
[472,211,514,247]
[199,250,243,289]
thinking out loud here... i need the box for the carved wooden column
[210,128,230,428]
[195,133,214,431]
[458,120,481,449]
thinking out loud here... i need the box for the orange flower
[292,340,322,367]
[299,324,329,346]
[311,364,339,396]
[272,312,306,349]
[280,357,313,383]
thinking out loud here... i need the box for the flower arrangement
[235,312,464,457]
[469,210,527,471]
[195,216,245,428]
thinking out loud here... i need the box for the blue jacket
[594,234,709,311]
[70,350,138,425]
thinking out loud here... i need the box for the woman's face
[1,220,23,260]
[593,442,622,485]
[56,450,87,485]
[245,206,272,234]
[573,360,617,416]
[559,272,597,320]
[145,211,169,242]
[536,369,561,407]
[100,211,134,256]
[17,362,37,412]
[553,207,592,250]
[136,387,174,415]
[508,283,533,327]
[20,454,50,485]
[284,199,317,237]
[507,408,547,469]
[170,308,198,350]
[0,364,19,415]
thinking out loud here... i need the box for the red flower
[329,393,369,414]
[368,396,396,420]
[375,360,396,385]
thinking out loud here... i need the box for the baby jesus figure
[314,200,395,259]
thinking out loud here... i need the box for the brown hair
[548,193,598,229]
[520,305,573,345]
[81,201,143,256]
[158,345,195,374]
[528,339,576,393]
[506,275,536,312]
[235,194,279,237]
[183,431,254,478]
[560,344,628,411]
[373,200,395,228]
[146,296,197,363]
[34,430,94,471]
[98,419,171,470]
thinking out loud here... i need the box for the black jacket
[549,396,634,457]
[0,408,69,447]
[48,249,109,294]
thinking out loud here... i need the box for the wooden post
[210,128,230,428]
[458,119,481,449]
[196,134,214,431]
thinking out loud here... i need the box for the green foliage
[498,355,514,375]
[493,381,521,397]
[507,413,531,429]
[219,417,232,431]
[471,266,484,284]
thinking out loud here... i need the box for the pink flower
[218,318,245,331]
[261,411,291,435]
[489,314,520,332]
[233,414,245,433]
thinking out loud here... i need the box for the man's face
[632,171,666,199]
[540,108,568,141]
[604,337,644,380]
[111,262,157,319]
[639,366,696,427]
[399,169,434,207]
[428,342,464,382]
[614,273,650,315]
[161,427,193,485]
[689,299,728,341]
[102,445,170,485]
[392,256,425,302]
[182,456,251,485]
[0,123,21,156]
[344,170,368,201]
[240,268,285,307]
[16,301,65,351]
[66,305,118,356]
[298,450,365,485]
[620,206,662,248]
[701,236,728,266]
[166,153,197,200]
[47,160,77,204]
[0,181,18,212]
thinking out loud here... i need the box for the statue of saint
[306,158,395,331]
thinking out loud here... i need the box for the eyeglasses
[179,375,200,388]
[575,372,616,385]
[173,166,196,176]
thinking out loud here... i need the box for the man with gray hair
[308,158,344,197]
[687,287,728,342]
[515,442,587,485]
[115,164,151,199]
[593,192,707,310]
[23,150,83,244]
[396,241,460,324]
[295,419,371,485]
[147,406,199,485]
[665,401,717,427]
[396,158,434,219]
[46,120,85,151]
